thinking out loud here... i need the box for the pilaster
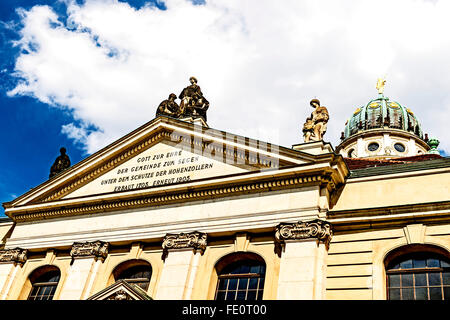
[0,248,27,300]
[59,241,109,300]
[275,219,332,300]
[156,232,206,300]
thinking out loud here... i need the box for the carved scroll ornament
[162,232,207,254]
[70,241,109,260]
[0,248,28,265]
[275,219,333,246]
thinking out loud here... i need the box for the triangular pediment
[4,116,348,222]
[87,280,152,300]
[6,117,312,206]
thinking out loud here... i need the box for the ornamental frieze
[162,231,207,254]
[70,241,109,260]
[275,219,333,246]
[0,248,28,265]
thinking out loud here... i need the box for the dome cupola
[336,79,430,159]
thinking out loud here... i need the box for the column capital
[70,240,109,261]
[162,231,207,254]
[275,219,333,247]
[0,248,28,266]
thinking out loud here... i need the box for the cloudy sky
[1,0,449,215]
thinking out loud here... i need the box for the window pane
[218,279,228,290]
[239,265,250,274]
[444,287,450,300]
[228,279,238,290]
[389,288,400,300]
[389,274,400,287]
[238,278,248,290]
[402,288,414,300]
[226,291,236,300]
[400,259,413,269]
[216,291,226,300]
[250,265,261,274]
[415,287,427,300]
[443,272,450,285]
[429,287,442,300]
[259,278,265,289]
[236,291,246,300]
[402,274,413,287]
[441,260,450,268]
[429,273,441,286]
[246,290,257,300]
[248,278,258,289]
[256,290,264,300]
[415,273,427,287]
[413,258,426,268]
[427,258,440,268]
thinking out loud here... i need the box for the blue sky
[0,0,167,216]
[1,0,449,217]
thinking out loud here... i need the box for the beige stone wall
[0,222,13,248]
[326,223,450,300]
[333,170,450,211]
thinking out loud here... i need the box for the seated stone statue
[49,147,71,178]
[179,77,209,121]
[156,93,180,117]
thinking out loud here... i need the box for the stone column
[155,232,206,300]
[59,241,109,300]
[0,248,27,300]
[275,219,332,300]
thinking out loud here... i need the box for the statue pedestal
[179,116,209,128]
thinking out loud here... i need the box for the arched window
[214,253,266,301]
[386,246,450,300]
[27,266,61,300]
[113,260,152,291]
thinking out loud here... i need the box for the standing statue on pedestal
[303,99,329,142]
[156,93,180,117]
[49,147,71,178]
[179,77,209,121]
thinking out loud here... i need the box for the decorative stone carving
[303,99,329,142]
[49,147,71,178]
[275,219,333,247]
[70,240,109,261]
[108,290,132,300]
[0,248,28,265]
[162,231,207,254]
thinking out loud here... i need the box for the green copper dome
[342,94,424,141]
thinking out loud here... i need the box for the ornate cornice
[162,231,207,254]
[275,219,333,246]
[12,173,333,222]
[0,248,28,265]
[70,241,109,261]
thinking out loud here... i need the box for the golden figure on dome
[376,77,386,95]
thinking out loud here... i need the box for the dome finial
[376,77,386,96]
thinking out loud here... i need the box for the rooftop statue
[179,76,209,121]
[155,77,209,121]
[156,93,180,117]
[49,147,71,178]
[303,99,329,142]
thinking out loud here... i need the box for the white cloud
[8,0,450,154]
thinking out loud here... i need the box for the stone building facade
[0,87,449,300]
